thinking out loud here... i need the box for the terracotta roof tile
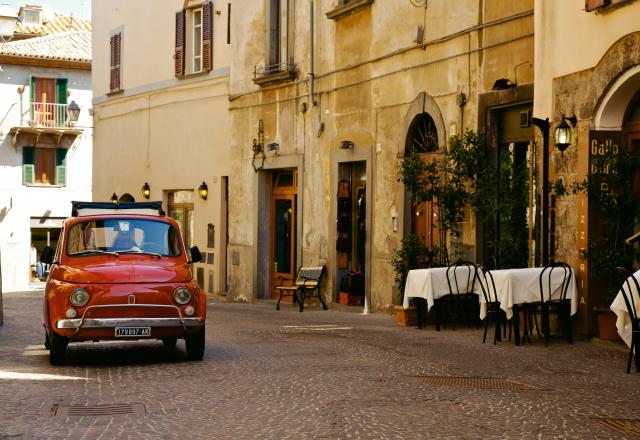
[15,11,91,36]
[0,31,91,62]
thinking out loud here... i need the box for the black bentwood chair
[528,262,573,346]
[475,264,511,344]
[444,261,479,330]
[614,267,640,374]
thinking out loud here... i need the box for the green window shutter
[22,146,35,185]
[56,78,68,125]
[56,148,67,186]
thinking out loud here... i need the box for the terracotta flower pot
[597,309,621,341]
[395,305,417,327]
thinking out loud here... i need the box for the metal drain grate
[411,375,539,390]
[595,418,640,436]
[53,403,146,417]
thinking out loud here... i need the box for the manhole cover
[541,367,587,375]
[280,325,353,334]
[52,403,146,417]
[594,418,640,436]
[410,375,539,390]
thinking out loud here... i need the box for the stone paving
[0,290,639,439]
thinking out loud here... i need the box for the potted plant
[390,234,441,326]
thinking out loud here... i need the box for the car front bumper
[57,317,204,329]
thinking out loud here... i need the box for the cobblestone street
[0,290,639,439]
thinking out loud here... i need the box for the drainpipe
[309,0,317,106]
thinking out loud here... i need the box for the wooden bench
[276,266,327,312]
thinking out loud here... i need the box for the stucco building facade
[227,0,535,311]
[91,0,232,295]
[535,0,640,334]
[0,6,92,293]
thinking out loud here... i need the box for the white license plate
[115,327,151,337]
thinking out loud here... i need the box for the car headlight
[173,286,191,305]
[69,288,90,307]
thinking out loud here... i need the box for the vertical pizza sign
[578,131,621,331]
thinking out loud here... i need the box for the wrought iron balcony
[2,101,83,146]
[253,59,297,86]
[28,102,78,129]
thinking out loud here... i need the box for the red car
[41,201,206,365]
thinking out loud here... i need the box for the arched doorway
[405,112,441,249]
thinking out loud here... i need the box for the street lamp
[532,117,550,267]
[67,100,81,123]
[0,4,18,42]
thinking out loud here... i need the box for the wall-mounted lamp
[67,100,81,123]
[340,140,354,149]
[252,119,265,172]
[141,182,151,199]
[198,181,208,200]
[268,142,279,153]
[554,114,577,153]
[111,193,118,204]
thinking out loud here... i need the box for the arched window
[405,112,440,248]
[406,112,438,154]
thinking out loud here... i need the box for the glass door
[270,170,297,300]
[168,190,194,249]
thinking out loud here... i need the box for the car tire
[49,331,68,366]
[185,326,205,361]
[44,332,51,350]
[162,337,177,348]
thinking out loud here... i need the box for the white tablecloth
[403,266,579,322]
[489,267,578,320]
[402,266,482,310]
[610,269,640,348]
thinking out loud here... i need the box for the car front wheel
[49,331,68,366]
[185,326,205,361]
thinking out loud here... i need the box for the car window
[66,219,182,257]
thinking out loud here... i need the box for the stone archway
[401,92,447,156]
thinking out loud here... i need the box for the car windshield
[66,218,182,257]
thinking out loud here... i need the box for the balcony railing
[28,102,74,129]
[253,59,297,86]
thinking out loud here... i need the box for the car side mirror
[189,246,202,263]
[40,245,54,265]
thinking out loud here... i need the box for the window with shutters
[22,147,67,186]
[109,31,122,93]
[175,2,213,78]
[29,77,68,128]
[253,0,296,85]
[268,0,288,73]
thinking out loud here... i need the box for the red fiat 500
[42,201,206,365]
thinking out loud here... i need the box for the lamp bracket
[251,119,265,172]
[562,114,577,127]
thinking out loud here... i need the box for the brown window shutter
[585,0,610,11]
[110,33,121,92]
[202,1,213,72]
[175,10,186,77]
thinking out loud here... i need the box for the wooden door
[270,170,297,300]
